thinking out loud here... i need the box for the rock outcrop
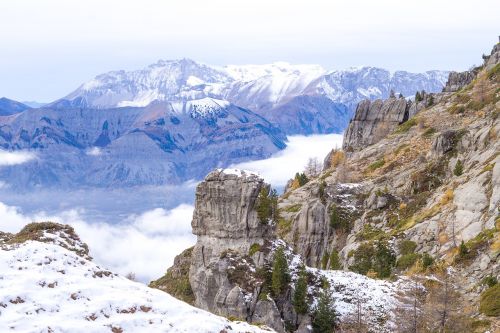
[161,39,500,332]
[483,36,500,70]
[442,70,477,92]
[186,169,286,332]
[342,97,410,151]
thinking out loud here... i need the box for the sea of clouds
[0,134,342,283]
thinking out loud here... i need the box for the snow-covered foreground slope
[276,240,411,331]
[0,229,273,333]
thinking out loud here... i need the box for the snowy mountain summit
[59,59,448,113]
[0,222,273,333]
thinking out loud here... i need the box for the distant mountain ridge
[0,99,285,189]
[0,60,448,189]
[56,60,448,112]
[51,59,448,135]
[0,97,31,116]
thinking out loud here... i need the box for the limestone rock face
[279,182,362,268]
[342,97,409,151]
[442,71,476,92]
[188,169,284,332]
[191,169,269,241]
[483,37,500,70]
[430,130,460,156]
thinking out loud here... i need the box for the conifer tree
[312,288,337,333]
[256,187,271,223]
[272,246,290,296]
[329,250,341,270]
[454,160,463,176]
[293,266,308,314]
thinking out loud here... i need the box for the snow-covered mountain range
[55,59,448,135]
[0,59,448,189]
[0,100,285,188]
[59,59,448,112]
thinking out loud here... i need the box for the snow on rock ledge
[0,227,274,333]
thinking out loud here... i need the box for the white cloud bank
[232,134,343,188]
[0,150,36,166]
[0,202,195,283]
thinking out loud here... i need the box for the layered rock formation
[0,101,286,189]
[342,97,410,151]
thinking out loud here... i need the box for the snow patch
[219,168,261,178]
[188,98,230,118]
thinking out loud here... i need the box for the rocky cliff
[159,39,500,333]
[342,90,446,151]
[155,170,420,333]
[274,40,500,331]
[187,169,283,327]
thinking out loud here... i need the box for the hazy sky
[0,0,498,102]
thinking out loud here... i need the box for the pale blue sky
[0,0,498,102]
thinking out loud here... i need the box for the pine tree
[293,266,308,315]
[256,187,279,224]
[458,240,468,257]
[295,172,309,186]
[415,91,422,102]
[272,246,290,296]
[313,289,337,333]
[256,187,271,223]
[329,250,341,270]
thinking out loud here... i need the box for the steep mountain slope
[55,60,448,135]
[0,222,272,332]
[0,97,30,116]
[151,169,414,333]
[0,98,285,188]
[276,40,500,330]
[159,40,499,332]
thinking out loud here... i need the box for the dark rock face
[431,130,460,156]
[342,97,410,151]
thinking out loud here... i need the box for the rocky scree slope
[0,222,274,333]
[279,40,500,331]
